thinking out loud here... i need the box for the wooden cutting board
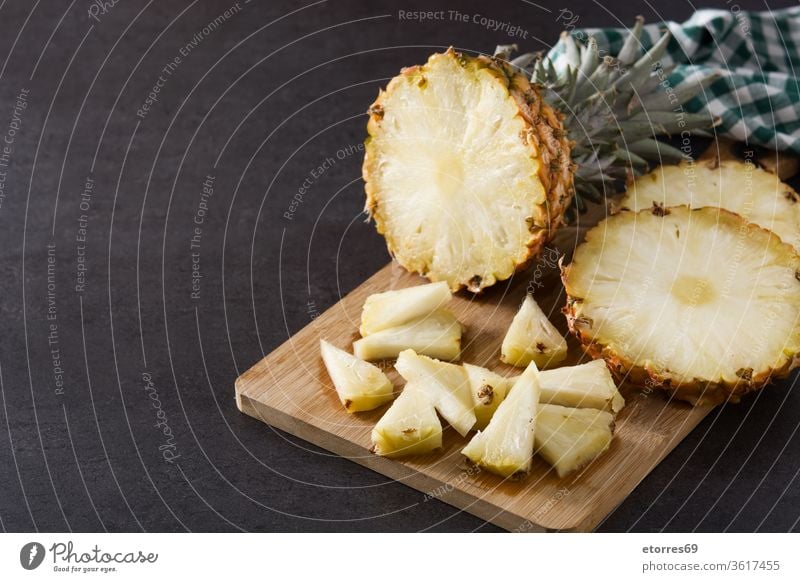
[235,210,716,532]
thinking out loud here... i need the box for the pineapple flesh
[353,309,462,361]
[364,49,573,292]
[463,363,514,430]
[461,362,541,477]
[562,206,800,404]
[535,404,614,478]
[359,281,452,336]
[394,349,476,436]
[501,295,568,368]
[320,340,395,412]
[371,382,442,457]
[539,360,624,413]
[619,160,800,250]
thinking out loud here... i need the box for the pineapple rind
[320,340,395,412]
[535,404,614,478]
[395,350,476,436]
[619,160,800,250]
[371,382,442,457]
[461,361,541,477]
[463,363,514,430]
[562,206,800,405]
[353,309,462,361]
[501,295,568,369]
[359,281,452,336]
[364,48,573,292]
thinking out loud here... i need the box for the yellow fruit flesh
[535,404,614,478]
[501,295,567,368]
[320,340,395,412]
[353,309,462,361]
[371,383,442,457]
[359,281,452,336]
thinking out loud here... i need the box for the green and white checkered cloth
[547,7,800,154]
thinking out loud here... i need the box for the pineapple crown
[494,17,720,213]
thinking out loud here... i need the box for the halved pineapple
[463,363,514,430]
[363,49,573,292]
[359,281,451,336]
[562,206,800,404]
[619,160,800,249]
[353,309,462,361]
[501,295,567,368]
[394,349,475,436]
[535,404,614,478]
[320,340,394,412]
[539,360,624,413]
[461,362,540,477]
[371,382,442,457]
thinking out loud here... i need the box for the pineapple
[562,206,800,404]
[501,295,567,368]
[360,281,452,336]
[320,340,395,412]
[539,360,624,413]
[394,349,475,436]
[371,382,442,457]
[619,160,800,249]
[461,362,541,477]
[353,309,462,361]
[535,404,614,478]
[363,20,716,292]
[463,363,514,430]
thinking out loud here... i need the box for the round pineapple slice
[619,159,800,249]
[363,48,573,292]
[562,206,800,405]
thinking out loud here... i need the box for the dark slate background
[0,0,798,533]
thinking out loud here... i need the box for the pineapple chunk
[461,362,540,477]
[463,363,513,430]
[353,310,462,361]
[371,382,442,457]
[535,404,614,478]
[320,340,395,412]
[539,360,624,413]
[359,281,452,336]
[501,295,567,368]
[394,349,475,436]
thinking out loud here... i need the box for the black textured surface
[0,0,798,533]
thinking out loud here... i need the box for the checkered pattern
[548,7,800,153]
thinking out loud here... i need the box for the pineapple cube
[354,310,462,361]
[463,363,513,430]
[501,295,567,368]
[394,349,475,436]
[535,404,614,478]
[360,281,452,336]
[371,382,442,457]
[461,362,540,477]
[539,360,624,413]
[320,340,395,412]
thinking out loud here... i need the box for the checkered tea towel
[548,7,800,153]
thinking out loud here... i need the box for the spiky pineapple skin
[562,206,800,406]
[363,48,573,293]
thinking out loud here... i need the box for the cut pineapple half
[360,281,451,336]
[539,360,624,413]
[371,382,442,457]
[320,340,395,412]
[619,160,800,249]
[562,206,800,404]
[395,349,475,436]
[535,404,614,478]
[501,295,567,368]
[353,309,462,361]
[363,49,573,292]
[463,363,514,430]
[461,362,540,477]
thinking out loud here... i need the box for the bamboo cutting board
[235,216,715,532]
